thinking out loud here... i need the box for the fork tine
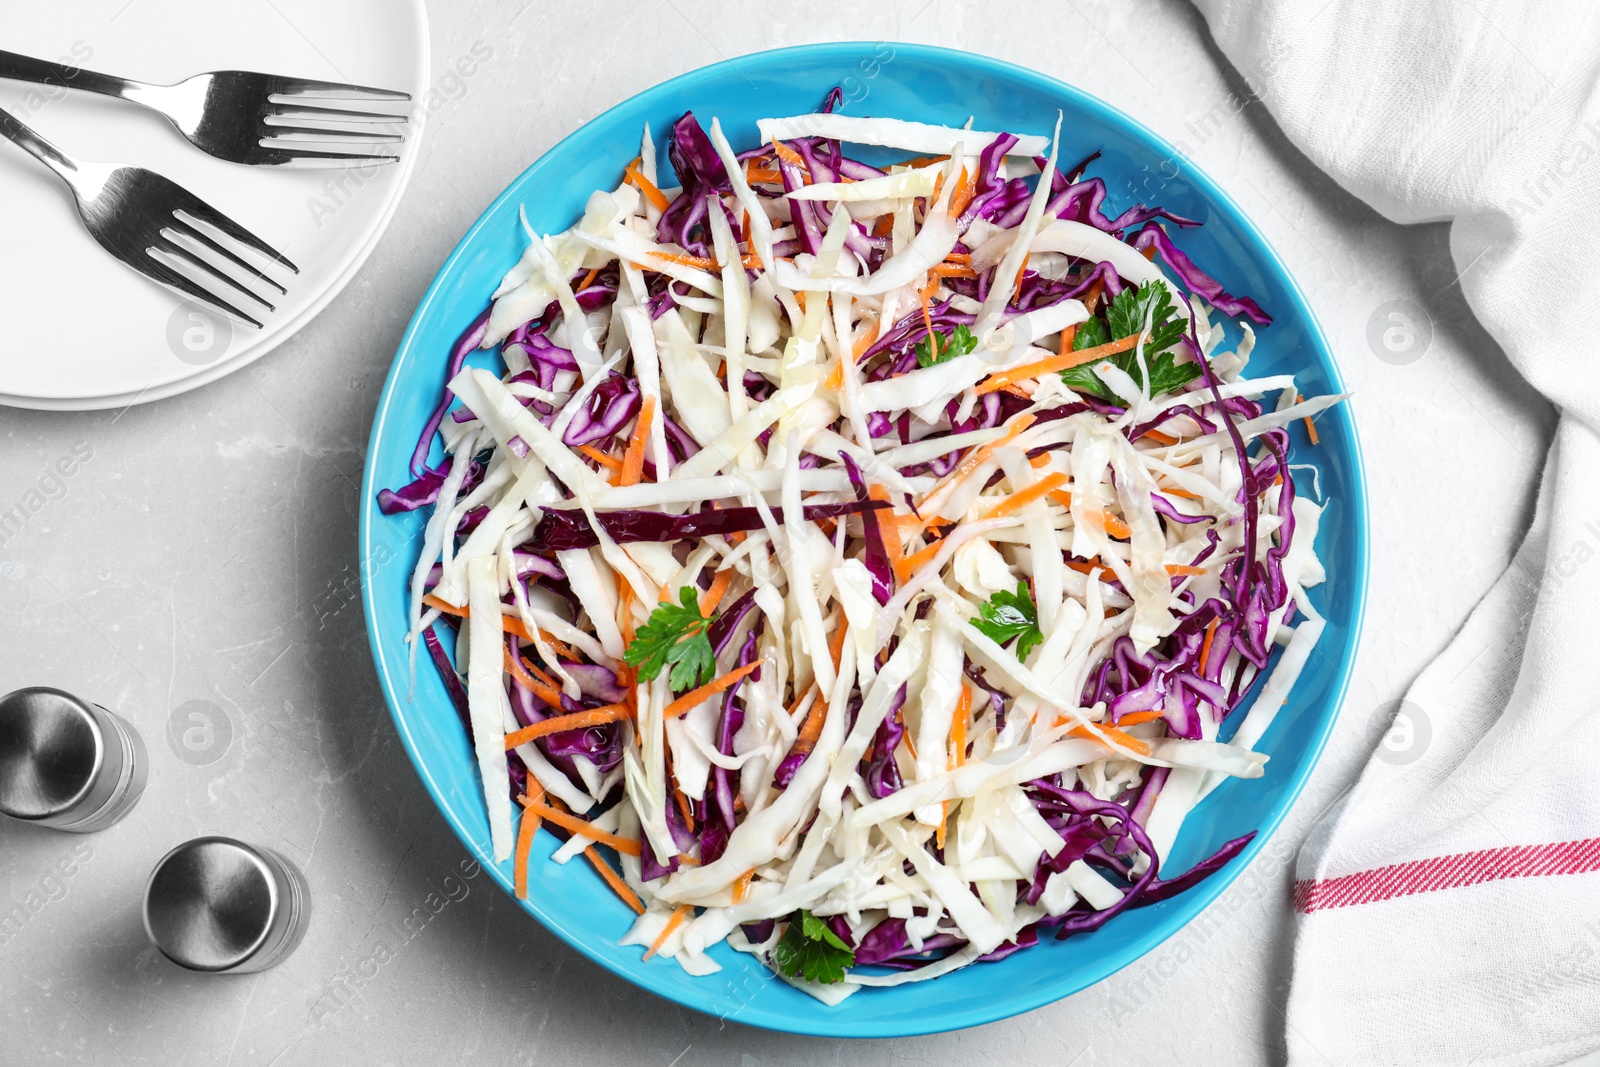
[167,218,288,296]
[266,146,402,168]
[154,237,275,311]
[170,192,299,274]
[139,252,265,329]
[271,77,411,101]
[262,123,405,143]
[269,101,410,123]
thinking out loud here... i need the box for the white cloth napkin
[1190,1,1600,1064]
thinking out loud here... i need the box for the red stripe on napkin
[1294,836,1600,913]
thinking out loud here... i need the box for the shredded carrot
[867,484,908,584]
[945,252,972,265]
[513,780,546,900]
[577,444,623,472]
[872,214,894,238]
[1084,508,1133,540]
[947,166,975,217]
[505,703,631,749]
[620,395,656,488]
[978,472,1069,521]
[1029,452,1053,469]
[424,593,534,642]
[503,647,566,709]
[618,576,636,643]
[899,538,946,579]
[643,905,693,961]
[827,608,849,670]
[1048,489,1074,509]
[539,631,580,662]
[1083,278,1106,313]
[938,685,973,850]
[930,262,978,279]
[922,415,1037,515]
[794,688,827,747]
[617,578,638,711]
[950,685,971,768]
[739,253,762,269]
[520,656,569,695]
[1112,709,1167,728]
[577,267,600,291]
[1165,564,1207,577]
[852,317,880,359]
[1066,559,1116,578]
[672,779,695,833]
[918,272,940,361]
[897,705,918,760]
[1013,252,1032,294]
[1142,429,1180,447]
[662,661,763,720]
[623,159,670,213]
[699,568,734,615]
[649,250,719,271]
[824,362,845,392]
[659,741,692,836]
[584,846,644,914]
[770,139,807,170]
[975,334,1142,394]
[1164,486,1204,501]
[1140,243,1157,261]
[741,209,752,245]
[1298,393,1320,445]
[1199,618,1220,675]
[1058,324,1077,357]
[732,869,755,904]
[745,161,782,184]
[1067,721,1153,755]
[523,797,642,855]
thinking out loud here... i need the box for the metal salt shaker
[0,686,148,832]
[143,836,311,973]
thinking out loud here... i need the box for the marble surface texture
[0,1,1562,1064]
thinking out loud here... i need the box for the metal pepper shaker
[143,837,311,973]
[0,687,148,832]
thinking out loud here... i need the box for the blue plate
[359,42,1367,1037]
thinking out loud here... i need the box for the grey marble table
[0,1,1557,1064]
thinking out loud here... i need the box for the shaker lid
[144,837,281,972]
[0,687,103,820]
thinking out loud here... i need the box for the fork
[0,50,410,168]
[0,105,296,328]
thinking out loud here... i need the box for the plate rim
[0,0,432,412]
[359,39,1370,1037]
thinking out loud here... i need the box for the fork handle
[0,50,135,100]
[0,105,77,179]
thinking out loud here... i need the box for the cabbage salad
[379,88,1340,999]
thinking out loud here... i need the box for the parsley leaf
[915,324,978,369]
[1073,315,1110,351]
[1105,281,1187,356]
[970,581,1043,661]
[772,909,855,984]
[1061,281,1202,401]
[622,586,715,693]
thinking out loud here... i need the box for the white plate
[0,0,429,410]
